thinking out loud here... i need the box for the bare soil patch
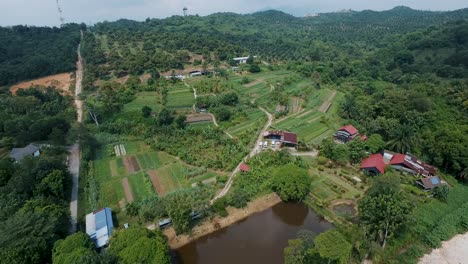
[419,232,468,264]
[122,157,134,173]
[186,113,213,123]
[121,178,134,202]
[109,160,118,177]
[291,97,303,113]
[130,156,140,171]
[10,73,73,95]
[163,193,282,249]
[148,170,165,195]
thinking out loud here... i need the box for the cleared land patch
[148,170,165,195]
[121,178,134,202]
[10,72,73,95]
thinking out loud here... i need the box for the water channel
[175,202,333,264]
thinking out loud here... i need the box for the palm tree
[459,168,468,180]
[387,124,417,153]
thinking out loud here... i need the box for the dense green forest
[0,24,82,86]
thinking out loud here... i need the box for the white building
[233,56,257,64]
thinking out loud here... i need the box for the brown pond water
[175,202,333,264]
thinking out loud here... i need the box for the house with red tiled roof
[334,125,366,143]
[360,154,386,175]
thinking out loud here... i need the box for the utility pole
[56,0,65,25]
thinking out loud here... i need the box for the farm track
[69,30,83,234]
[211,107,273,202]
[319,90,337,113]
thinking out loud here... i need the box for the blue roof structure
[431,176,440,185]
[86,207,114,248]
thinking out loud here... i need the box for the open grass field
[123,92,161,113]
[166,84,194,110]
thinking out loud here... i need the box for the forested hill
[0,24,81,86]
[89,6,468,63]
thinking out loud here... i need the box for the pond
[175,202,333,264]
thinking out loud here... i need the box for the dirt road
[290,151,319,157]
[211,107,273,202]
[69,30,83,233]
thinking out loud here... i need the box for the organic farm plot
[309,168,364,203]
[274,110,332,143]
[89,140,219,217]
[226,108,266,137]
[166,84,194,110]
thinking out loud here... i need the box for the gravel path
[69,30,83,233]
[418,232,468,264]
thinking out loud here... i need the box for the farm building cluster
[360,151,443,191]
[262,131,298,150]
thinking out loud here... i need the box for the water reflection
[272,202,309,226]
[175,202,332,264]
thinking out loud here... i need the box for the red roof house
[339,125,358,135]
[334,125,360,142]
[263,130,298,147]
[239,163,250,172]
[389,153,436,176]
[360,154,386,174]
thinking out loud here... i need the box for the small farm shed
[239,163,250,172]
[360,154,386,175]
[9,143,41,162]
[86,208,114,248]
[416,176,442,191]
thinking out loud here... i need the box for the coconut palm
[387,124,417,153]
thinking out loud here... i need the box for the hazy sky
[1,0,467,26]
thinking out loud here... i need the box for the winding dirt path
[69,30,84,234]
[211,107,273,202]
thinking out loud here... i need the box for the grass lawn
[123,92,161,113]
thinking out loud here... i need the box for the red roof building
[360,154,386,174]
[263,131,298,146]
[282,132,298,145]
[339,125,358,135]
[239,163,250,172]
[334,125,360,143]
[389,153,437,176]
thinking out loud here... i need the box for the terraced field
[226,108,266,137]
[274,110,331,143]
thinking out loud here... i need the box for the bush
[211,197,228,217]
[271,164,311,201]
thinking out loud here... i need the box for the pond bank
[164,193,282,249]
